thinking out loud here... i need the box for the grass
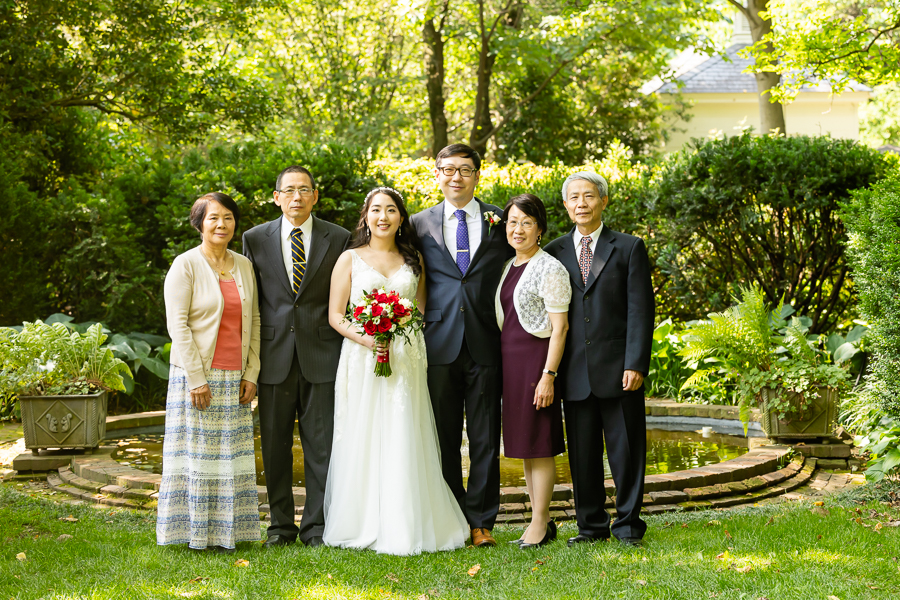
[1,479,899,600]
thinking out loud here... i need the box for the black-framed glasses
[276,187,314,197]
[437,166,477,177]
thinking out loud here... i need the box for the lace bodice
[494,248,572,338]
[349,250,419,308]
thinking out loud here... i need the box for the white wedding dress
[323,250,469,555]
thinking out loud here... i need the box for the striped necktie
[291,228,306,293]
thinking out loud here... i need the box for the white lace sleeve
[540,261,572,313]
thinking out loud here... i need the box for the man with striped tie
[242,166,351,548]
[410,144,513,547]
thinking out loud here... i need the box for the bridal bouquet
[346,288,424,377]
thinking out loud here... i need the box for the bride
[323,187,469,555]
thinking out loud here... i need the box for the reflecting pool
[112,422,749,488]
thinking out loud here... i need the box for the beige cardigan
[164,246,261,390]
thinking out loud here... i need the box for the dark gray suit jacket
[242,215,351,385]
[410,199,513,366]
[544,226,654,400]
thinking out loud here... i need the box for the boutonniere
[484,211,501,233]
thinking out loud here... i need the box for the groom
[243,165,351,547]
[410,143,513,547]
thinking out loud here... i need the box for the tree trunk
[745,0,786,134]
[423,18,448,157]
[469,0,496,158]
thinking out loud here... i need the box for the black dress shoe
[519,521,556,549]
[567,533,607,547]
[212,546,235,554]
[617,536,643,547]
[263,534,294,548]
[305,536,325,547]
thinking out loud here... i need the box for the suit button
[460,307,466,312]
[290,326,294,332]
[584,317,590,323]
[294,304,299,308]
[461,278,467,284]
[584,295,590,301]
[585,339,591,345]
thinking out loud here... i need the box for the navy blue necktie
[455,209,470,275]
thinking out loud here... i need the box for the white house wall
[661,92,868,152]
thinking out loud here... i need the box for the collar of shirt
[444,198,479,222]
[573,223,603,249]
[281,214,313,242]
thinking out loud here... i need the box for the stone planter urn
[758,386,838,440]
[19,390,108,454]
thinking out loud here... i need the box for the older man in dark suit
[544,172,654,547]
[410,144,513,547]
[242,166,351,548]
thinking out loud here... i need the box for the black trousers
[426,342,501,529]
[564,392,647,540]
[257,354,335,543]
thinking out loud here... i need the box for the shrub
[842,173,900,417]
[634,133,888,332]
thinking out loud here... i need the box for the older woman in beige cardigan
[156,192,261,553]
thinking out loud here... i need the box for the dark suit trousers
[257,353,335,543]
[427,342,501,530]
[564,392,647,540]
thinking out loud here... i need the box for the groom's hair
[435,143,481,171]
[275,165,317,192]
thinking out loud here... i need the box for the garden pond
[111,422,752,488]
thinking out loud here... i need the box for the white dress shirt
[442,199,482,263]
[572,223,604,260]
[280,214,313,281]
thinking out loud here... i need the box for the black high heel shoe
[519,520,557,549]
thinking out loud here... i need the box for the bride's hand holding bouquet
[345,287,424,377]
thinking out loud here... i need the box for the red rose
[387,293,399,303]
[364,321,378,336]
[353,306,364,318]
[393,303,407,317]
[371,304,383,317]
[378,319,392,333]
[376,293,389,304]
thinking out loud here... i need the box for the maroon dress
[500,263,565,459]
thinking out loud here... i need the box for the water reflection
[114,424,749,488]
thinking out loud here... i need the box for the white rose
[399,298,413,309]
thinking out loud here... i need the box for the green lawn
[1,480,899,600]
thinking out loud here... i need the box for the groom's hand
[622,370,644,392]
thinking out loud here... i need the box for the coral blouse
[211,279,243,371]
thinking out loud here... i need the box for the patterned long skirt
[156,366,260,549]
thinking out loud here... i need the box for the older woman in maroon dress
[494,193,571,548]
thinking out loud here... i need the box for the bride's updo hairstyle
[349,186,422,276]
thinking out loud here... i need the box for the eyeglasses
[276,187,314,198]
[437,166,477,177]
[506,219,537,231]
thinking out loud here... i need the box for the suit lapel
[467,198,495,270]
[585,226,615,291]
[296,215,330,299]
[425,202,459,271]
[559,227,585,291]
[262,218,294,297]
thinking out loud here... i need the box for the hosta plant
[0,321,132,397]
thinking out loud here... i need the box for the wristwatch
[542,369,557,377]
